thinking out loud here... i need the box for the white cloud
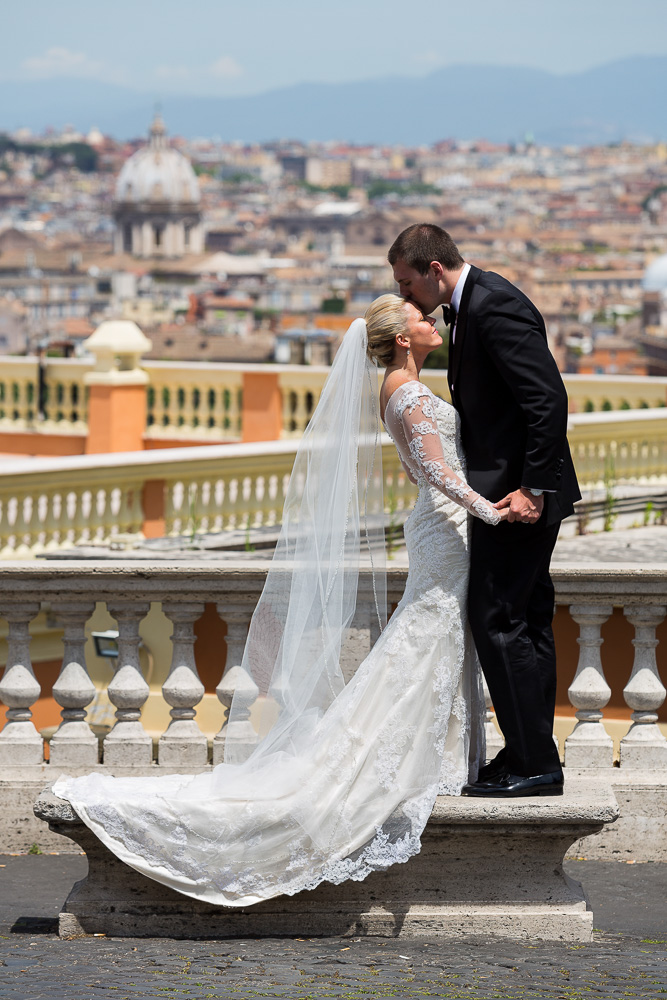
[22,47,104,79]
[208,56,243,79]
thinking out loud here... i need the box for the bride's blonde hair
[364,294,407,368]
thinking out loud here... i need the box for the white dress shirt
[449,262,470,344]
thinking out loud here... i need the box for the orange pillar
[241,371,282,442]
[85,382,147,454]
[82,319,152,454]
[142,479,166,538]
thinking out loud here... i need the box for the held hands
[493,487,544,524]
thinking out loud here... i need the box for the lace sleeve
[399,389,501,526]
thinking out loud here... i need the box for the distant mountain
[1,57,666,145]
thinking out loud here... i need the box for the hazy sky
[4,0,667,96]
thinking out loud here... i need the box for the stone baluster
[281,387,293,435]
[294,390,309,434]
[13,493,35,558]
[231,386,243,437]
[185,481,202,539]
[42,489,63,551]
[85,487,106,546]
[158,602,207,767]
[163,479,179,536]
[482,675,505,756]
[17,379,30,425]
[564,603,614,768]
[0,497,12,558]
[213,603,257,764]
[49,602,98,768]
[127,483,145,537]
[228,473,246,532]
[0,602,42,765]
[158,382,170,428]
[245,473,262,530]
[71,487,89,547]
[103,601,152,766]
[200,478,220,534]
[620,605,667,768]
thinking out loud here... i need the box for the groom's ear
[430,261,444,281]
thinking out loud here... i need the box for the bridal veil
[226,316,387,763]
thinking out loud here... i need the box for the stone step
[34,779,618,942]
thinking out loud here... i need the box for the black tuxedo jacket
[447,265,580,526]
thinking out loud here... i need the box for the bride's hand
[498,507,510,522]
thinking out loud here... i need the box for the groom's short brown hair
[388,223,464,275]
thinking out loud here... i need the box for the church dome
[643,253,667,293]
[114,114,200,206]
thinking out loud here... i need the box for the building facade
[113,114,204,259]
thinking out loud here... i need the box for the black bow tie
[443,304,457,327]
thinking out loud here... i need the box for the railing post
[620,604,667,768]
[142,480,166,539]
[158,602,207,767]
[103,601,153,766]
[212,603,257,764]
[48,602,98,767]
[564,603,614,768]
[242,371,282,442]
[0,602,43,765]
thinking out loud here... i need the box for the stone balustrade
[0,357,91,435]
[0,439,415,557]
[0,358,40,430]
[0,563,664,782]
[41,359,90,433]
[144,361,243,442]
[0,552,661,942]
[564,373,667,412]
[2,404,667,557]
[568,408,667,488]
[1,357,665,447]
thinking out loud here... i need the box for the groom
[389,223,580,797]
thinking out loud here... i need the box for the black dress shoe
[461,769,564,797]
[476,752,507,783]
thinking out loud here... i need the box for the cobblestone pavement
[1,857,666,999]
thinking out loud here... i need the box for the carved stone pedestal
[35,781,618,943]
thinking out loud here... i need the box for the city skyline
[3,0,667,99]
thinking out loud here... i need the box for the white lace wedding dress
[54,381,501,908]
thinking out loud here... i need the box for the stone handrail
[0,562,665,777]
[1,357,665,443]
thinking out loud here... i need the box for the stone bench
[34,780,618,943]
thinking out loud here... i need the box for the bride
[53,294,506,907]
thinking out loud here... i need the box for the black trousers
[468,516,562,777]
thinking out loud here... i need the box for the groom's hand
[493,488,543,524]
